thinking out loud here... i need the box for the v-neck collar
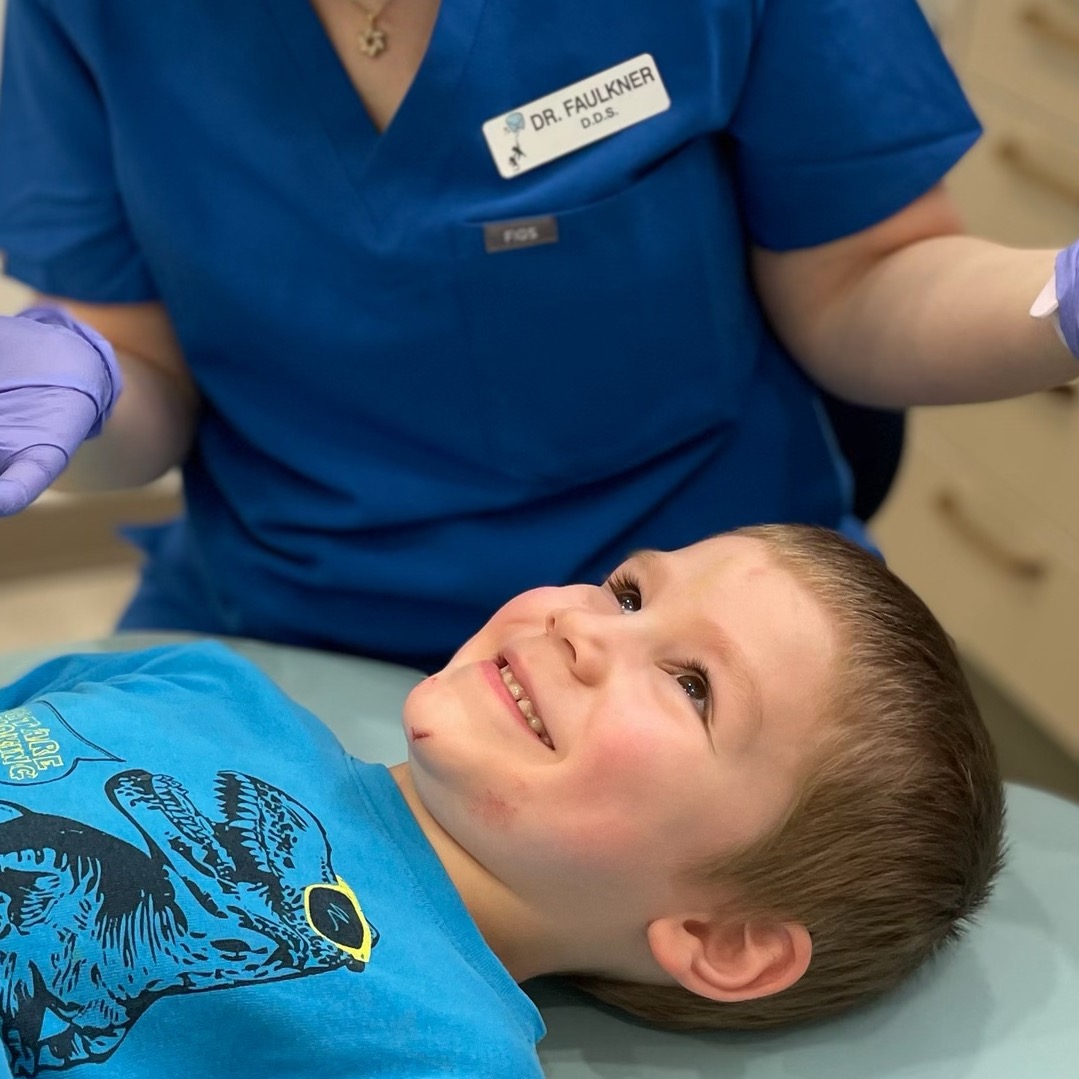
[264,0,489,225]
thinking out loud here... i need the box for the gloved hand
[0,305,122,515]
[1057,240,1079,361]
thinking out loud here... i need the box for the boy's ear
[646,915,812,1003]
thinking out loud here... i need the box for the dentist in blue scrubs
[1,0,1077,669]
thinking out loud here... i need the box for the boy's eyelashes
[605,569,643,612]
[603,570,714,725]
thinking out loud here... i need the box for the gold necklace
[350,0,395,59]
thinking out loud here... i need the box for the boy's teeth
[499,662,553,748]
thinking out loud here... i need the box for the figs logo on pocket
[0,702,121,785]
[304,876,379,967]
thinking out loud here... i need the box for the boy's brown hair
[567,524,1005,1030]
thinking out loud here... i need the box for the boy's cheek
[552,812,653,873]
[580,722,675,780]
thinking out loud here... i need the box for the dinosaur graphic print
[0,769,376,1076]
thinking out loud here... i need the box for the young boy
[0,525,1003,1077]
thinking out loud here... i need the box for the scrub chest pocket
[452,139,760,485]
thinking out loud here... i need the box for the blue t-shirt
[0,643,545,1079]
[0,1,980,666]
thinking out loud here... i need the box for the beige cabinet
[875,0,1079,759]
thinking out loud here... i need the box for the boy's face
[402,535,837,923]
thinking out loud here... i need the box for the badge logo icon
[503,111,527,172]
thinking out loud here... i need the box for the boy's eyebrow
[705,624,764,742]
[625,548,661,572]
[626,549,764,741]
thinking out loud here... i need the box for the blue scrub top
[0,0,979,667]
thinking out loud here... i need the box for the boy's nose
[545,606,621,683]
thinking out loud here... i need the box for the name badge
[482,54,670,179]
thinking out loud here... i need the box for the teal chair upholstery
[3,634,1076,1078]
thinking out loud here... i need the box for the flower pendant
[358,24,387,58]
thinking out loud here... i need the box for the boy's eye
[606,571,642,612]
[676,667,711,719]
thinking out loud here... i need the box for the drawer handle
[1021,4,1079,56]
[996,138,1079,208]
[933,490,1049,581]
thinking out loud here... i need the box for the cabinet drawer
[874,421,1079,760]
[915,388,1079,544]
[0,477,182,580]
[960,0,1079,123]
[945,83,1079,247]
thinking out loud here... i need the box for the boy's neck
[388,762,556,981]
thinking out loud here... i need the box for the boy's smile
[494,658,555,748]
[396,534,838,973]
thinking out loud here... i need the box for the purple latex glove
[0,305,122,515]
[1057,241,1079,361]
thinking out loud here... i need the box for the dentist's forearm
[37,297,199,491]
[54,345,198,490]
[786,237,1074,407]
